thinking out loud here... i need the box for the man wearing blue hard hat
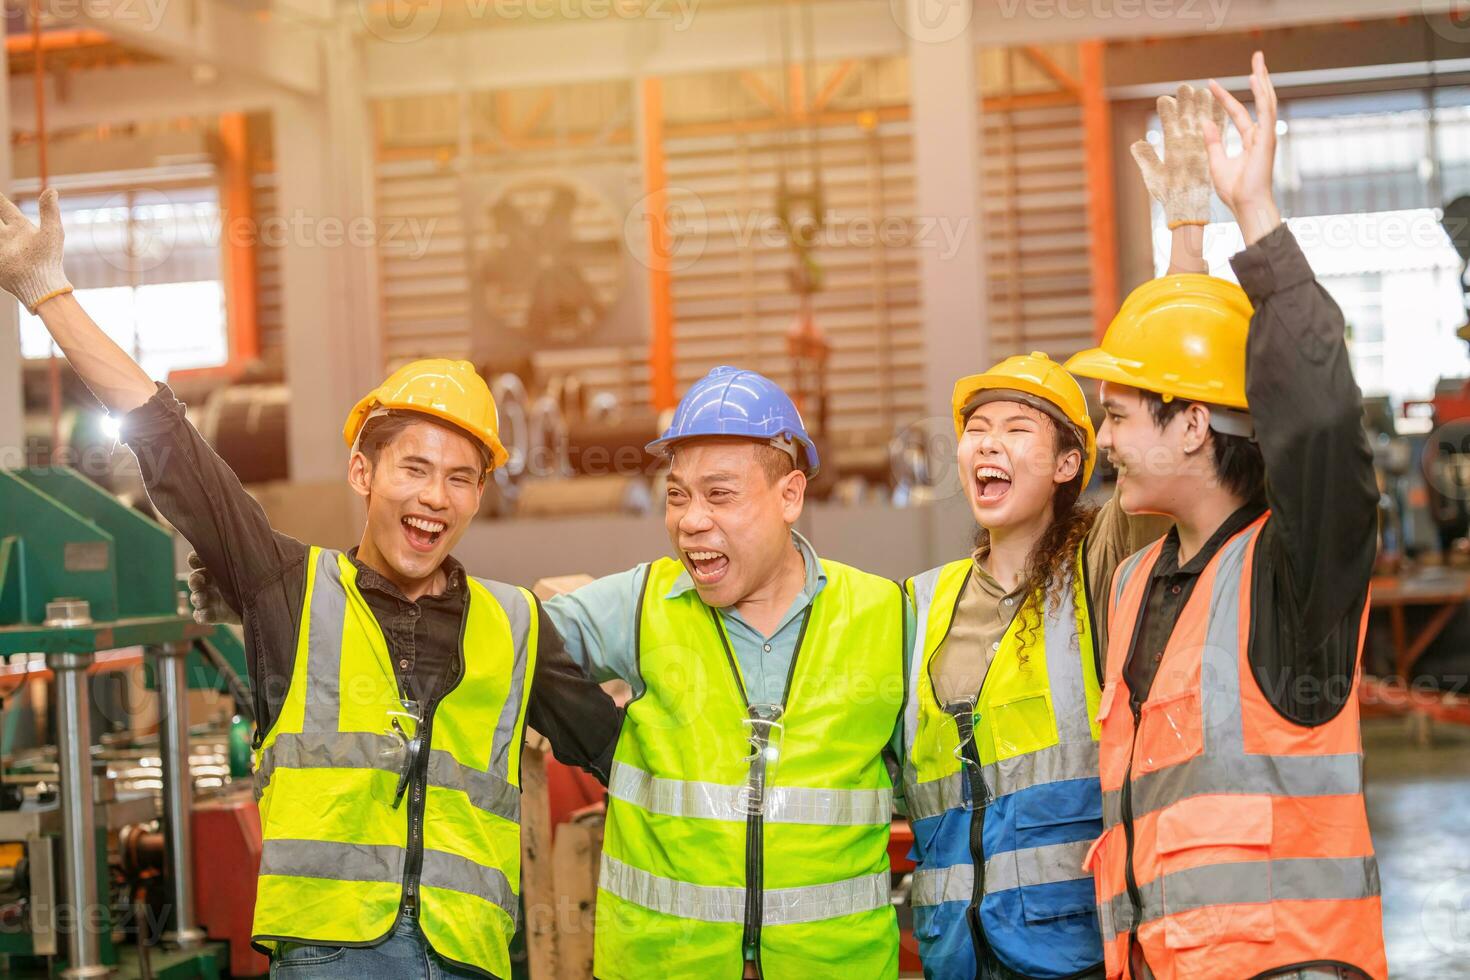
[545,365,907,979]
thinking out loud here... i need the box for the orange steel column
[641,78,677,413]
[219,113,260,364]
[1080,40,1118,341]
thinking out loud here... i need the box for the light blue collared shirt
[543,531,827,705]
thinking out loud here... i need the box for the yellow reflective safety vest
[595,556,907,980]
[251,548,538,979]
[903,548,1104,979]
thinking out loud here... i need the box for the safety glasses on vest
[736,704,786,816]
[376,701,426,809]
[941,696,996,812]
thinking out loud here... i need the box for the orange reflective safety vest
[1083,514,1387,980]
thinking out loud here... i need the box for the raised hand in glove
[1131,83,1226,229]
[187,552,242,627]
[0,188,73,313]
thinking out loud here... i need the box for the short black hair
[357,411,491,477]
[1141,391,1264,501]
[756,444,798,484]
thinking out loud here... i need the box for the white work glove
[187,552,241,627]
[1131,83,1227,229]
[0,187,72,313]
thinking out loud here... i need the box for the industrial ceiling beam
[42,0,321,96]
[363,1,904,97]
[9,63,282,132]
[364,0,1466,98]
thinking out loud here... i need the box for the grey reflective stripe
[1099,856,1382,941]
[304,549,348,732]
[1040,557,1093,745]
[907,740,1099,822]
[419,848,519,924]
[910,863,972,907]
[474,578,533,782]
[599,855,889,926]
[906,772,964,821]
[253,732,523,823]
[428,749,521,823]
[910,839,1092,908]
[609,762,891,827]
[903,566,946,756]
[259,838,405,883]
[1111,548,1151,615]
[254,730,399,800]
[1001,839,1092,892]
[1102,752,1364,825]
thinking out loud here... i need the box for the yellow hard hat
[952,351,1098,486]
[343,359,509,471]
[1065,274,1253,411]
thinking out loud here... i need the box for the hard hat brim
[645,432,820,478]
[1065,346,1249,411]
[345,395,510,471]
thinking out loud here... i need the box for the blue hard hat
[646,366,820,475]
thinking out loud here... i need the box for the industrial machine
[0,466,254,977]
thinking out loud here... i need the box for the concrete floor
[1364,718,1470,978]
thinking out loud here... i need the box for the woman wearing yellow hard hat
[894,82,1221,980]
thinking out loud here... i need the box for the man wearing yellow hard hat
[1066,54,1387,979]
[894,85,1205,980]
[0,188,621,978]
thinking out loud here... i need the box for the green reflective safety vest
[251,547,538,979]
[594,556,907,980]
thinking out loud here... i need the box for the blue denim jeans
[269,914,490,979]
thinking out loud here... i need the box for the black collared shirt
[121,384,619,780]
[1123,499,1267,705]
[1119,224,1377,726]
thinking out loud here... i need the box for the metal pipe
[154,644,205,949]
[47,651,109,979]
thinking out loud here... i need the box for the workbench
[1362,567,1470,732]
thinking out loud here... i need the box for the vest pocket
[1155,794,1274,950]
[1094,683,1129,789]
[1014,787,1102,925]
[987,692,1057,762]
[1135,690,1203,775]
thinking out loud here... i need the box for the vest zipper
[400,595,472,918]
[960,733,993,967]
[1120,700,1145,968]
[708,605,815,978]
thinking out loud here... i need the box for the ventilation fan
[475,177,623,345]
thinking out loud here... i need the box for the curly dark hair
[973,421,1097,660]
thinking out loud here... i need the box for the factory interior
[5,0,1470,977]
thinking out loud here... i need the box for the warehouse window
[1148,87,1470,402]
[17,185,227,379]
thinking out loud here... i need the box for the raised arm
[1131,83,1224,275]
[1206,53,1376,640]
[0,188,301,629]
[0,190,154,414]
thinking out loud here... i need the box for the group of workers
[1,52,1388,980]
